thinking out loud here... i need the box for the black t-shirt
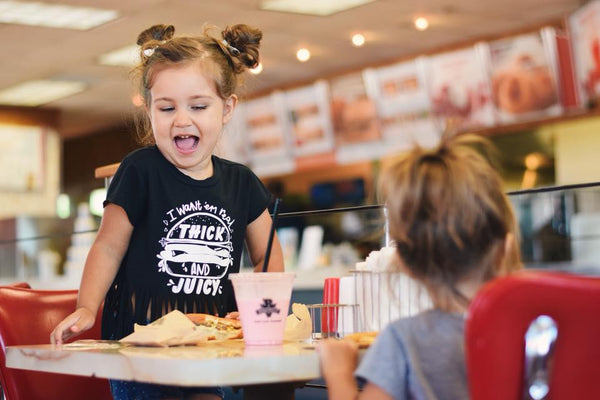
[101,146,270,339]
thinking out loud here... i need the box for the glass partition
[2,182,600,288]
[509,182,600,272]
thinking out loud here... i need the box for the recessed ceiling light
[259,0,375,16]
[250,63,264,75]
[0,1,118,30]
[0,80,87,106]
[99,45,140,67]
[296,48,311,62]
[351,33,366,47]
[414,16,429,31]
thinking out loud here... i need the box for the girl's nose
[174,109,192,127]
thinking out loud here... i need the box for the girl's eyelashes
[154,104,207,112]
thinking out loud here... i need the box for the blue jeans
[109,379,224,400]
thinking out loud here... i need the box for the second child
[318,133,521,400]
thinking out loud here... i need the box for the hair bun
[221,24,262,71]
[137,24,175,46]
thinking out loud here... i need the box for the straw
[261,197,282,273]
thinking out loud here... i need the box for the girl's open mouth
[174,135,199,153]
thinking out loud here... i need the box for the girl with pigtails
[51,23,283,399]
[318,132,522,400]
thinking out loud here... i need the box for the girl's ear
[222,94,238,124]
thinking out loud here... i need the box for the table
[6,339,322,399]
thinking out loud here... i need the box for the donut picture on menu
[489,32,561,121]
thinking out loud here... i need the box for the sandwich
[186,313,243,341]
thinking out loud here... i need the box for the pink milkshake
[230,272,295,346]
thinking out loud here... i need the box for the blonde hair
[379,133,521,295]
[132,23,262,145]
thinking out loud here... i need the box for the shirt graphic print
[157,200,235,297]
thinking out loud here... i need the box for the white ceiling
[0,0,584,138]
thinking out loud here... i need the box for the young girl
[51,23,283,399]
[318,133,521,400]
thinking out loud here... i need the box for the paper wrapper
[284,303,312,341]
[120,310,212,347]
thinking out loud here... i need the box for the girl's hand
[317,339,361,400]
[317,338,359,381]
[225,311,240,320]
[50,307,96,346]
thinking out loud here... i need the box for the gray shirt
[355,309,468,400]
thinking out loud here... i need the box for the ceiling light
[0,1,118,30]
[99,45,140,67]
[250,63,263,75]
[0,80,87,106]
[414,16,429,31]
[351,33,365,47]
[296,48,311,62]
[259,0,375,16]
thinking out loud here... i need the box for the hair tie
[221,39,240,56]
[143,47,156,57]
[142,40,168,58]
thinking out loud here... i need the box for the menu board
[0,125,45,191]
[425,45,496,132]
[569,0,600,107]
[282,81,335,158]
[329,72,384,163]
[364,58,439,153]
[487,29,562,123]
[239,93,294,177]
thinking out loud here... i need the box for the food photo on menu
[329,72,381,144]
[425,45,496,132]
[363,58,440,153]
[239,92,295,177]
[488,29,562,123]
[282,81,336,158]
[569,0,600,107]
[329,71,385,163]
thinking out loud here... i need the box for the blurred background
[1,0,600,289]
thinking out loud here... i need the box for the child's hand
[317,338,359,381]
[225,311,240,320]
[50,307,95,346]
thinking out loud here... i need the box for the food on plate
[119,310,243,347]
[186,313,243,341]
[120,310,210,347]
[344,331,379,348]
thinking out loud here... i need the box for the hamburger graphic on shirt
[157,205,234,296]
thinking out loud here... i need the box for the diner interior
[1,0,600,399]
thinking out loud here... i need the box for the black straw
[261,197,281,273]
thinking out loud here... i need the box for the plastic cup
[230,272,295,346]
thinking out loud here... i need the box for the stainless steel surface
[523,315,558,400]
